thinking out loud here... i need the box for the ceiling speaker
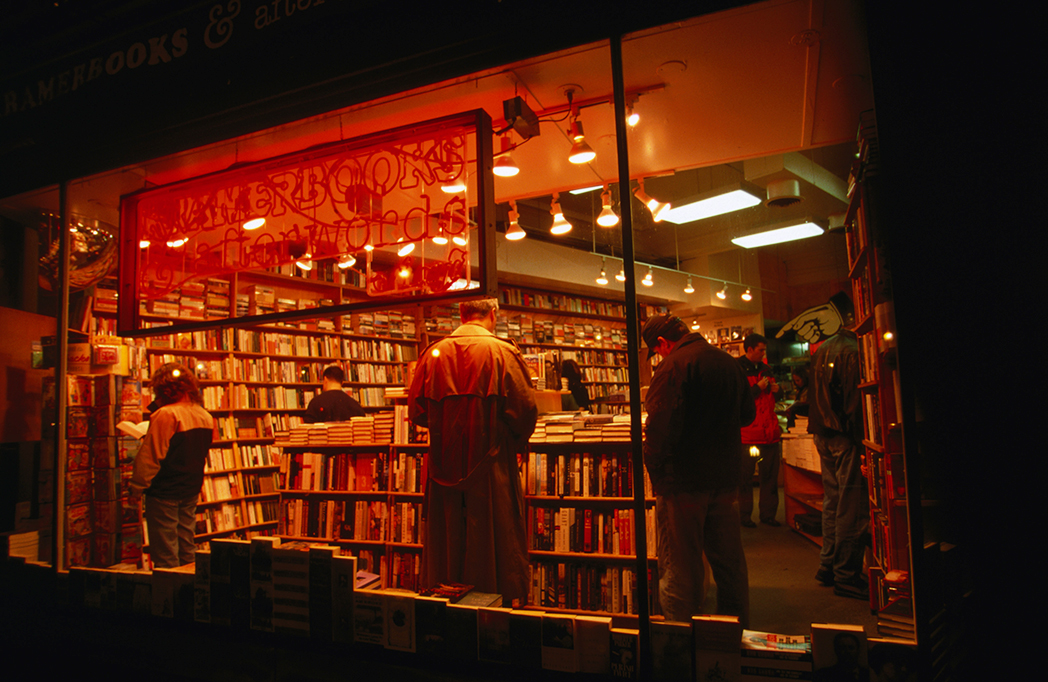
[766,178,802,207]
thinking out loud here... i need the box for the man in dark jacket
[642,315,757,625]
[304,365,365,423]
[807,295,869,599]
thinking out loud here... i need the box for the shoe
[815,567,834,587]
[834,578,869,600]
[760,519,781,527]
[741,518,757,528]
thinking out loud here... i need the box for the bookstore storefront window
[2,0,953,678]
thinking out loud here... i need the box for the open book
[116,420,149,439]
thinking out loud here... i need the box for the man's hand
[776,302,844,344]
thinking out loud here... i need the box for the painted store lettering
[3,28,188,117]
[255,0,325,29]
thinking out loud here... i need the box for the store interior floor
[734,488,878,636]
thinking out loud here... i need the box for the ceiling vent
[765,178,803,207]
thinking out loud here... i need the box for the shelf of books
[497,285,631,411]
[524,429,658,616]
[273,413,427,591]
[846,114,913,639]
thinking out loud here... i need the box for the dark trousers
[739,442,781,523]
[814,433,869,584]
[655,489,749,627]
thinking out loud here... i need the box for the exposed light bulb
[242,218,265,231]
[716,283,728,300]
[615,267,626,282]
[596,259,609,286]
[397,239,415,257]
[493,135,520,177]
[139,240,150,248]
[684,276,695,294]
[567,119,596,164]
[337,254,357,269]
[505,208,525,241]
[597,188,619,227]
[166,237,188,248]
[642,267,654,287]
[550,195,572,235]
[741,288,753,301]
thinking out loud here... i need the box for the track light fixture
[597,186,619,227]
[741,288,753,301]
[505,203,525,240]
[684,276,695,294]
[691,319,701,331]
[242,217,266,231]
[627,104,639,127]
[550,193,572,235]
[615,266,626,282]
[596,258,609,286]
[295,254,313,271]
[642,266,654,287]
[492,135,520,177]
[634,178,670,222]
[337,254,357,269]
[716,283,728,300]
[567,118,596,164]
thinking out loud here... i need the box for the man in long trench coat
[409,298,538,606]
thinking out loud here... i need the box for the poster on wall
[118,109,496,336]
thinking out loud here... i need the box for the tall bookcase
[133,266,419,545]
[845,113,913,638]
[498,286,630,412]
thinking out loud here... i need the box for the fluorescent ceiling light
[731,220,825,248]
[569,185,602,195]
[661,187,762,224]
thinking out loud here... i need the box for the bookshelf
[497,285,631,412]
[523,440,658,616]
[134,279,419,543]
[274,441,428,591]
[845,113,913,638]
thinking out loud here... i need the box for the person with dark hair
[738,333,783,527]
[409,297,537,606]
[304,364,365,423]
[561,358,591,410]
[808,292,869,599]
[641,314,756,625]
[129,363,213,568]
[784,366,810,419]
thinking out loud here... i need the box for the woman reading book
[128,362,214,568]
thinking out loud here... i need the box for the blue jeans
[144,494,198,568]
[655,488,749,627]
[814,433,869,584]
